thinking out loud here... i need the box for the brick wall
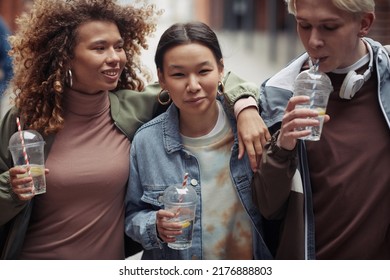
[0,0,28,32]
[370,0,390,45]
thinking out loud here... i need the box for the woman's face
[70,20,127,94]
[158,43,223,120]
[295,0,373,72]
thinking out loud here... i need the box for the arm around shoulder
[222,71,259,107]
[111,82,167,140]
[252,130,298,220]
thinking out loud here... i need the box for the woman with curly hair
[0,0,268,259]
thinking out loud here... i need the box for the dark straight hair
[154,21,223,71]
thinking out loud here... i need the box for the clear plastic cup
[293,68,333,141]
[163,183,197,250]
[8,130,46,196]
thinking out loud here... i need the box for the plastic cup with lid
[163,183,197,250]
[293,67,334,141]
[8,130,46,196]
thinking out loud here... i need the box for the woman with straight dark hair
[125,22,272,260]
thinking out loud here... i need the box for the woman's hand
[8,167,49,201]
[156,209,183,243]
[237,107,271,172]
[9,166,35,201]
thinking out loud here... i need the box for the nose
[106,48,120,64]
[187,75,201,93]
[308,28,324,49]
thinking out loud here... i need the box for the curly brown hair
[9,0,160,135]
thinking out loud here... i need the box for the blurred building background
[1,0,390,259]
[1,0,390,85]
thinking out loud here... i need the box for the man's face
[295,0,368,72]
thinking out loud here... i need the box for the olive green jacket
[0,71,258,259]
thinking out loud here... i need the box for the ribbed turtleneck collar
[64,89,110,117]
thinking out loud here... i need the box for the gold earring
[158,89,171,105]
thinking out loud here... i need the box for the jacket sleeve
[0,108,28,226]
[113,73,260,140]
[222,71,259,108]
[124,139,161,250]
[252,130,298,220]
[110,83,162,141]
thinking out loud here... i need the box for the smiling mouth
[102,70,120,77]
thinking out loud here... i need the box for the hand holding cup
[278,96,331,150]
[9,166,35,200]
[156,209,184,243]
[9,166,50,200]
[8,129,47,199]
[292,67,333,141]
[162,181,197,250]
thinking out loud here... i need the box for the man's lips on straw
[311,58,320,65]
[313,57,328,64]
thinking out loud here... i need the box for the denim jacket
[125,97,272,260]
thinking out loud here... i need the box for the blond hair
[285,0,375,15]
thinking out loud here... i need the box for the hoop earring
[158,89,171,105]
[65,69,73,88]
[217,81,225,96]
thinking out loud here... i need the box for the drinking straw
[312,58,320,72]
[16,117,31,176]
[182,172,189,189]
[178,172,189,206]
[310,58,320,108]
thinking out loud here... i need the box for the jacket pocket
[140,187,166,208]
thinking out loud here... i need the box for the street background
[1,0,390,261]
[2,0,302,118]
[2,0,390,117]
[127,0,302,85]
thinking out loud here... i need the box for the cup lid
[163,184,197,205]
[8,130,45,149]
[294,69,334,92]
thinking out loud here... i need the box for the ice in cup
[163,183,197,250]
[8,130,46,196]
[293,68,333,141]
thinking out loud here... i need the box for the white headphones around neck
[339,40,374,99]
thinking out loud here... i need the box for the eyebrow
[167,61,213,69]
[90,38,124,45]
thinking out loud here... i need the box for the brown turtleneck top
[20,90,130,259]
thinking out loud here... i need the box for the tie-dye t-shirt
[182,102,253,259]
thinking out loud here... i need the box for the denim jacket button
[158,195,163,203]
[190,179,198,186]
[191,255,199,260]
